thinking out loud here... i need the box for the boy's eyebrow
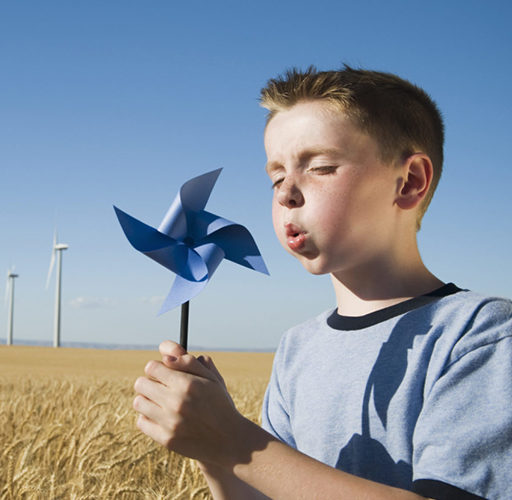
[265,147,343,174]
[265,161,282,175]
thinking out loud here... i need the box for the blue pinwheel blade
[145,245,208,282]
[158,243,226,314]
[115,168,269,315]
[187,210,232,243]
[181,168,222,212]
[158,275,208,315]
[114,206,208,281]
[192,210,269,275]
[114,206,175,252]
[158,168,222,240]
[206,223,269,275]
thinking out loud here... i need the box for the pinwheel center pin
[114,168,269,350]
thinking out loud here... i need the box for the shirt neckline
[327,283,463,331]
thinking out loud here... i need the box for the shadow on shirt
[335,313,435,490]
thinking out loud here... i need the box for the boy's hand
[159,340,228,389]
[133,341,243,467]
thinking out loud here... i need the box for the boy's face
[264,100,402,278]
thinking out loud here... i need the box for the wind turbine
[5,267,19,345]
[46,231,68,348]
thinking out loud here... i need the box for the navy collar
[327,283,463,331]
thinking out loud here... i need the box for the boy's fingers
[159,340,187,359]
[134,375,167,402]
[168,355,220,381]
[145,357,218,384]
[158,342,224,385]
[133,394,163,422]
[197,354,226,386]
[136,414,172,449]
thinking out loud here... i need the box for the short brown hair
[260,65,444,227]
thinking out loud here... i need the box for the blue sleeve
[261,334,297,449]
[412,327,512,500]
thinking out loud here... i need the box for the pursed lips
[285,223,307,251]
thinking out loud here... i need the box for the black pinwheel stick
[180,301,189,350]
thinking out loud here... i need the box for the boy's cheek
[271,206,281,236]
[272,217,289,252]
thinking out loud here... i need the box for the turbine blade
[46,249,56,290]
[4,269,9,305]
[45,229,59,289]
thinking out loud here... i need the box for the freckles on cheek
[271,206,287,248]
[316,203,344,236]
[272,216,281,242]
[271,202,280,231]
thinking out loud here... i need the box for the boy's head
[260,65,444,229]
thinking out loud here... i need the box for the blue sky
[1,0,511,350]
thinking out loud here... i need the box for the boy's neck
[330,253,444,318]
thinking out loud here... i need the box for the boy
[133,66,512,499]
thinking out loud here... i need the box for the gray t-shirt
[262,284,512,499]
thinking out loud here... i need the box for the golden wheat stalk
[0,348,271,499]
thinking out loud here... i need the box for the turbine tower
[46,231,68,348]
[5,268,19,345]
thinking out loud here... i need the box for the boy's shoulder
[276,308,334,354]
[432,288,512,364]
[275,287,512,364]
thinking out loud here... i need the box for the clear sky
[1,0,511,350]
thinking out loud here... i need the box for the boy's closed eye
[271,178,284,189]
[306,166,338,175]
[271,165,338,189]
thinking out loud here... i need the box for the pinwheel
[114,168,269,349]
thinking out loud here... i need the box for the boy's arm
[198,416,429,500]
[197,462,270,500]
[134,342,431,500]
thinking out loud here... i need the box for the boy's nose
[276,180,304,208]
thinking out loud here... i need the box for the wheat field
[0,346,274,499]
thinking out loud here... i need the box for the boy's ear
[395,153,433,210]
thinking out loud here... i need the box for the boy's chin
[297,256,331,276]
